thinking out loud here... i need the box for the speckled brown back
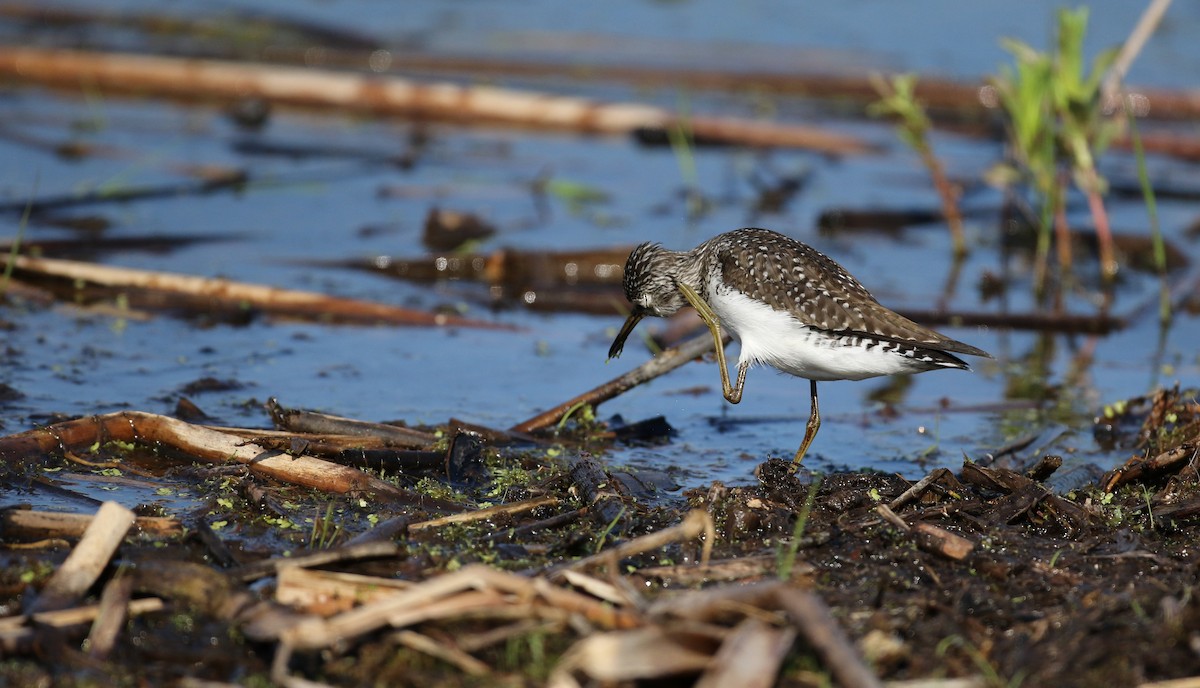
[704,228,989,357]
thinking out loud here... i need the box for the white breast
[707,282,926,382]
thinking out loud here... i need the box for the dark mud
[1,388,1197,686]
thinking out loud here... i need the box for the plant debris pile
[0,388,1197,686]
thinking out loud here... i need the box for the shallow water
[1,1,1198,515]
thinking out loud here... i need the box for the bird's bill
[607,309,645,360]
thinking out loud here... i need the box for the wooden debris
[960,461,1034,493]
[0,46,877,154]
[342,515,411,546]
[0,412,456,509]
[646,579,783,623]
[0,597,164,655]
[456,618,565,653]
[483,507,585,543]
[0,124,246,185]
[0,177,249,215]
[0,508,182,540]
[30,502,134,613]
[277,564,641,651]
[1150,498,1200,524]
[448,417,542,446]
[266,397,439,447]
[1103,443,1200,492]
[408,496,560,532]
[559,569,640,608]
[1135,678,1200,688]
[0,233,239,260]
[85,575,134,660]
[911,523,975,561]
[988,482,1050,525]
[2,254,509,329]
[894,307,1126,336]
[876,504,975,561]
[330,244,632,315]
[889,468,953,510]
[1025,454,1063,481]
[557,509,714,576]
[349,246,629,290]
[0,4,384,52]
[293,47,1200,124]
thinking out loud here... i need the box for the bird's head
[608,242,688,359]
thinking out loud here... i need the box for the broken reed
[868,73,967,258]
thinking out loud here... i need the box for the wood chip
[31,501,134,613]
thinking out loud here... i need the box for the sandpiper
[608,227,990,465]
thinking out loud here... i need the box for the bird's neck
[671,246,709,296]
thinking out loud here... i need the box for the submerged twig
[511,331,727,433]
[0,176,248,215]
[0,124,247,185]
[267,398,439,447]
[895,308,1125,335]
[2,254,508,329]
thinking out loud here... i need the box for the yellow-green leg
[676,281,818,469]
[675,281,746,404]
[790,379,820,470]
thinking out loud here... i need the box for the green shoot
[556,401,594,433]
[778,476,821,580]
[992,7,1122,292]
[667,93,706,222]
[1,181,36,297]
[593,505,626,555]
